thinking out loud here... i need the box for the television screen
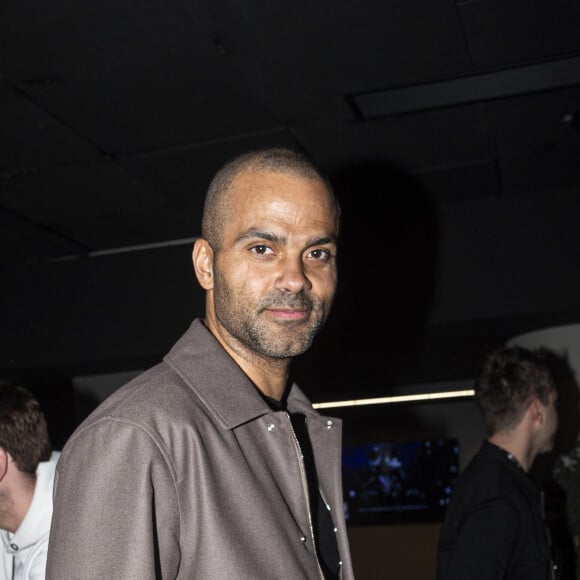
[342,438,459,525]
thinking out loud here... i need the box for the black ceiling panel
[459,0,580,67]
[0,80,98,175]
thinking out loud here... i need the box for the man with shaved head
[46,147,354,580]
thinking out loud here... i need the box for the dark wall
[2,243,203,375]
[2,180,580,402]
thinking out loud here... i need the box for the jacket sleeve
[46,418,180,580]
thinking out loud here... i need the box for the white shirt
[0,452,60,580]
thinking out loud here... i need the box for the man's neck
[488,433,534,472]
[202,317,291,400]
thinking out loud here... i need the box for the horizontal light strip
[353,56,580,119]
[48,237,200,263]
[312,389,475,410]
[89,237,199,256]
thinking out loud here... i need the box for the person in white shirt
[0,383,60,580]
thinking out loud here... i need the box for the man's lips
[265,308,310,320]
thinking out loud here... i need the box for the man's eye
[309,248,331,261]
[251,245,273,255]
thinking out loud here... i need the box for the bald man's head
[201,147,339,250]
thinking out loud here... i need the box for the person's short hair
[201,147,339,250]
[0,383,52,474]
[475,345,557,435]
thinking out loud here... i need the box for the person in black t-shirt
[437,345,560,580]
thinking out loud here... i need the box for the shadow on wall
[294,159,439,401]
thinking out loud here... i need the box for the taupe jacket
[46,319,354,579]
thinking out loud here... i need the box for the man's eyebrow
[235,229,284,245]
[308,235,338,247]
[235,229,337,247]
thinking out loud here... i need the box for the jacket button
[300,536,307,543]
[10,544,18,551]
[325,419,334,429]
[267,423,276,432]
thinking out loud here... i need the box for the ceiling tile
[459,0,580,67]
[0,80,98,175]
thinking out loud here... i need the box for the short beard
[213,272,328,359]
[244,308,324,359]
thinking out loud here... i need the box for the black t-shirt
[262,394,341,579]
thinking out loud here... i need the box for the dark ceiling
[2,0,580,397]
[2,0,580,265]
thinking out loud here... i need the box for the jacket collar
[482,440,541,497]
[163,319,315,430]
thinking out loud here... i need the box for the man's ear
[0,448,9,482]
[530,398,544,425]
[192,238,214,290]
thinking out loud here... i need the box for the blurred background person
[437,345,560,580]
[0,383,60,580]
